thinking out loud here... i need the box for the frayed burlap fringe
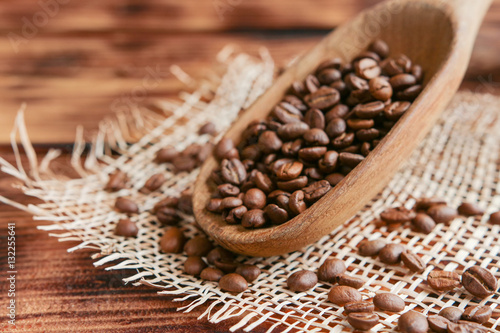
[1,48,500,332]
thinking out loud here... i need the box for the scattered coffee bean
[344,301,375,314]
[219,273,248,293]
[114,218,138,237]
[317,259,346,283]
[184,236,213,257]
[141,173,165,193]
[379,243,405,264]
[398,311,428,333]
[200,267,224,282]
[347,312,379,331]
[160,227,186,254]
[448,321,488,333]
[156,146,178,163]
[373,293,405,312]
[153,197,179,213]
[488,211,500,225]
[427,204,458,224]
[156,206,181,226]
[198,122,217,136]
[458,202,485,217]
[114,197,139,214]
[236,264,261,283]
[411,213,436,234]
[328,285,362,305]
[287,270,318,292]
[439,307,463,323]
[427,270,460,291]
[380,207,416,224]
[337,274,365,289]
[214,259,238,273]
[462,305,492,324]
[401,250,426,273]
[177,193,193,214]
[427,315,450,333]
[105,170,127,192]
[184,256,207,276]
[415,197,447,211]
[206,247,234,265]
[462,266,498,298]
[358,239,386,256]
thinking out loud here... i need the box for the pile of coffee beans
[425,305,492,333]
[427,266,498,299]
[205,39,425,228]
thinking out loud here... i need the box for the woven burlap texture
[1,49,499,332]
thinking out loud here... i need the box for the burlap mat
[1,49,499,332]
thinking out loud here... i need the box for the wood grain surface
[0,0,499,332]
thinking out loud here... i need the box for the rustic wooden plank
[0,153,270,333]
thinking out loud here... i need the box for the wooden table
[1,1,499,331]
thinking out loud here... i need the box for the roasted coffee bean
[354,101,385,119]
[360,142,371,156]
[356,128,379,141]
[379,243,405,264]
[305,167,323,180]
[206,198,223,213]
[221,197,243,210]
[153,197,179,213]
[328,285,362,306]
[273,104,303,124]
[159,227,186,254]
[105,170,127,192]
[373,293,405,312]
[200,267,224,282]
[344,301,375,314]
[339,152,365,168]
[215,138,236,160]
[325,118,347,139]
[114,197,139,214]
[271,158,295,175]
[197,143,214,163]
[462,305,492,324]
[277,176,309,192]
[369,39,389,58]
[427,204,458,224]
[304,86,340,110]
[317,58,343,72]
[358,239,386,257]
[305,74,320,93]
[264,204,289,225]
[401,250,426,273]
[458,202,484,217]
[398,311,428,333]
[241,145,261,161]
[280,101,303,117]
[219,273,248,293]
[325,104,349,122]
[177,194,193,212]
[304,108,326,129]
[317,68,342,84]
[281,140,302,158]
[325,173,344,186]
[384,101,411,121]
[217,184,240,197]
[291,80,307,97]
[276,161,303,180]
[347,312,379,331]
[347,118,374,130]
[258,131,283,154]
[448,321,488,333]
[397,85,422,101]
[184,236,213,257]
[221,158,246,185]
[488,211,500,225]
[303,128,330,146]
[389,73,417,91]
[287,270,318,292]
[236,264,261,282]
[380,207,416,224]
[303,180,331,203]
[317,258,346,283]
[356,58,381,80]
[337,274,365,289]
[225,206,248,224]
[427,315,450,333]
[411,213,436,234]
[241,209,267,228]
[278,122,310,140]
[243,188,267,209]
[318,151,339,173]
[207,247,234,265]
[156,146,178,163]
[198,121,217,135]
[439,307,463,323]
[415,197,447,211]
[289,190,307,215]
[156,207,181,226]
[214,259,239,273]
[115,219,138,237]
[462,266,498,298]
[345,73,369,91]
[341,144,361,154]
[427,270,461,291]
[140,173,165,193]
[172,155,197,173]
[332,132,355,150]
[184,256,207,276]
[381,58,404,76]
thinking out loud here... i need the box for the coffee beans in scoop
[206,39,426,228]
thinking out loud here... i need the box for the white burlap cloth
[1,49,499,332]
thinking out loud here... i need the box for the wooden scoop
[193,0,491,257]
